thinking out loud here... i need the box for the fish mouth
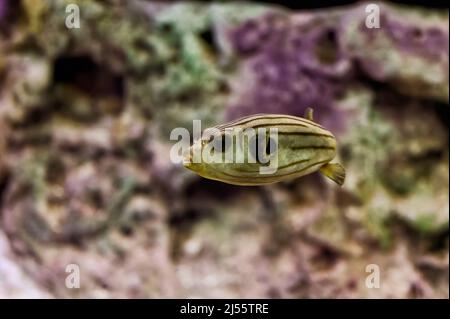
[183,148,205,175]
[183,149,193,168]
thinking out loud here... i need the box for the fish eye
[249,133,277,163]
[213,134,231,152]
[249,134,264,163]
[266,137,277,156]
[200,133,215,146]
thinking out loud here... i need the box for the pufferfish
[183,108,345,186]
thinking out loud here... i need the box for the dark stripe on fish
[217,115,325,130]
[291,146,335,151]
[220,159,330,180]
[278,132,334,138]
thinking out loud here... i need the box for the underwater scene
[0,0,448,298]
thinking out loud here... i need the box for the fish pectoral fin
[304,107,314,121]
[319,163,345,186]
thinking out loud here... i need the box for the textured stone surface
[0,1,448,298]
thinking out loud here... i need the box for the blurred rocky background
[0,0,448,298]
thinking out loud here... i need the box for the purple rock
[0,0,7,21]
[227,13,350,134]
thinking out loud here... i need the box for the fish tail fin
[319,163,345,186]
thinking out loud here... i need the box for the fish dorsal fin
[319,163,346,186]
[304,107,314,121]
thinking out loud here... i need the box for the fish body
[184,109,345,186]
